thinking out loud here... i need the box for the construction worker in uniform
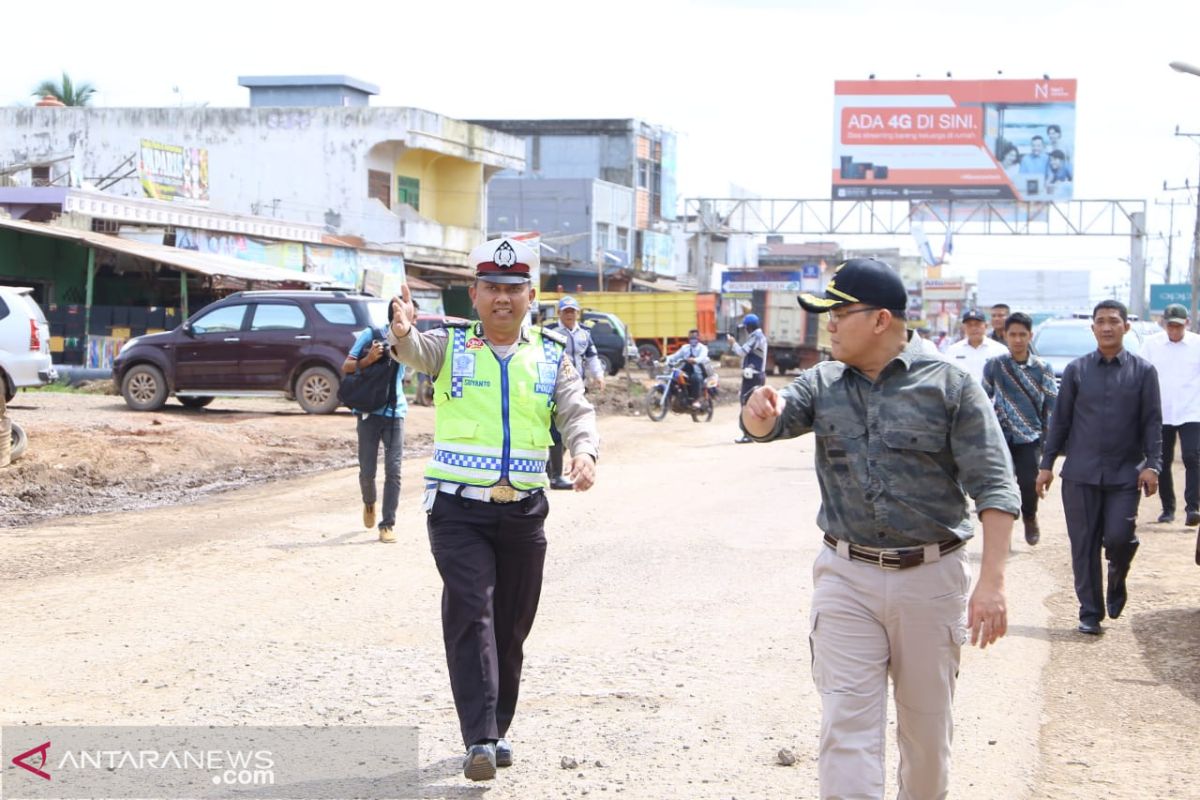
[729,312,768,443]
[386,237,600,782]
[543,295,605,489]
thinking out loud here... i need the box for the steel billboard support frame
[685,198,1149,316]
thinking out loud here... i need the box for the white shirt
[945,337,1008,383]
[907,330,945,361]
[1140,329,1200,425]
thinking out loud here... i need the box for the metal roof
[0,217,333,287]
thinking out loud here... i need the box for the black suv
[540,309,633,375]
[113,290,388,413]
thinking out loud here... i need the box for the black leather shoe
[549,477,574,491]
[1023,516,1040,546]
[495,738,513,768]
[1187,511,1200,527]
[1157,511,1176,524]
[463,743,497,781]
[1077,621,1103,635]
[1107,564,1128,619]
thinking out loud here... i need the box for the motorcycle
[646,361,719,422]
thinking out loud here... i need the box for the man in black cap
[387,236,600,782]
[946,307,1009,383]
[741,258,1019,800]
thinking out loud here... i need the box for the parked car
[1031,317,1143,381]
[0,285,57,401]
[113,290,387,413]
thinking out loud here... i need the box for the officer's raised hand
[389,283,418,337]
[564,454,596,492]
[741,385,785,439]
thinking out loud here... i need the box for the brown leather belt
[823,533,965,570]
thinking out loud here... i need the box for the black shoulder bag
[337,330,399,412]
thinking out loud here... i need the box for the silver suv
[0,286,57,401]
[1031,317,1143,380]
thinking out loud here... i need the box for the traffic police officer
[729,313,768,443]
[387,237,599,782]
[543,295,605,489]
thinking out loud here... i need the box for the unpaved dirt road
[1,386,1197,799]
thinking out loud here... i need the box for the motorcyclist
[728,313,768,442]
[666,329,710,409]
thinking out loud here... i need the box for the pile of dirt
[0,394,433,529]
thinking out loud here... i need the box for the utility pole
[1174,129,1200,331]
[1129,211,1147,319]
[1155,195,1186,283]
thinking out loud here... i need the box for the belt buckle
[490,485,518,503]
[878,550,900,571]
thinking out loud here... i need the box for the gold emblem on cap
[494,240,517,270]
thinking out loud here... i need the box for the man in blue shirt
[343,299,408,543]
[729,313,768,443]
[1019,135,1049,175]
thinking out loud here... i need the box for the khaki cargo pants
[809,542,971,800]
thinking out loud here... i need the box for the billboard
[977,269,1090,311]
[832,79,1076,202]
[138,139,209,203]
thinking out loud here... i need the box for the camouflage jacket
[750,338,1020,547]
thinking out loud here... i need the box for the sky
[4,0,1200,304]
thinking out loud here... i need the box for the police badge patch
[494,240,517,269]
[535,361,557,395]
[452,352,475,378]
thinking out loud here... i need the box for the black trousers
[1160,422,1200,515]
[428,491,549,747]
[1007,440,1042,520]
[739,373,765,406]
[1061,480,1140,624]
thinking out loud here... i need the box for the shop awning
[0,217,334,286]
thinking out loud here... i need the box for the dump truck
[750,289,826,374]
[539,291,718,365]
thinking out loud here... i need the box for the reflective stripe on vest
[426,325,562,490]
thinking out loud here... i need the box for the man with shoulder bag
[341,298,407,543]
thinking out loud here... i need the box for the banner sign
[138,139,209,203]
[176,229,304,271]
[832,79,1076,202]
[1150,283,1193,314]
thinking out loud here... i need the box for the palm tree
[31,71,97,106]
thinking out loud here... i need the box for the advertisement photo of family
[989,107,1075,201]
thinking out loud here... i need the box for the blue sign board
[1150,283,1192,313]
[720,270,803,293]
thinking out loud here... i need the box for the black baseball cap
[961,308,987,323]
[798,258,907,314]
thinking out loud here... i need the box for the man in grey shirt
[1036,299,1162,635]
[742,258,1019,800]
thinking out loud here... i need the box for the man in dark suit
[1036,300,1162,634]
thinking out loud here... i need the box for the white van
[0,286,57,400]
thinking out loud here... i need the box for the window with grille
[397,176,420,211]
